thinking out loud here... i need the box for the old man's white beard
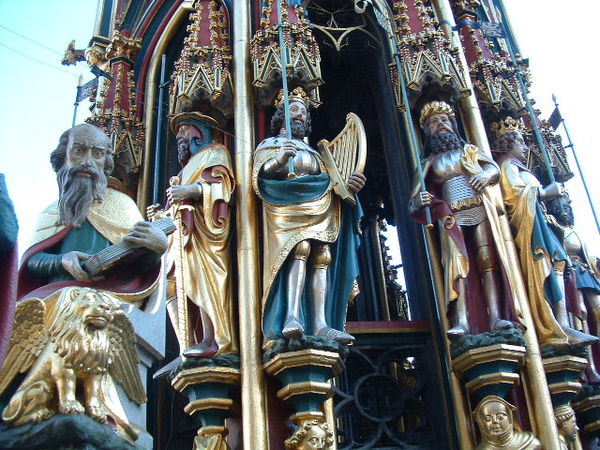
[57,165,108,227]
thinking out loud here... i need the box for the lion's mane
[49,290,120,374]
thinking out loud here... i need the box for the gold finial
[491,116,523,136]
[419,101,456,128]
[274,87,311,108]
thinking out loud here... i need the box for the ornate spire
[169,0,233,122]
[251,0,322,106]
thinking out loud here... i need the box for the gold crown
[419,101,456,128]
[491,116,523,136]
[274,87,311,108]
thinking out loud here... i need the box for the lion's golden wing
[0,298,48,394]
[108,312,147,405]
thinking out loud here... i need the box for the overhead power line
[0,23,63,56]
[0,41,79,79]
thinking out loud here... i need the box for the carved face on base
[299,425,328,450]
[476,398,514,445]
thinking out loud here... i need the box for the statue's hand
[275,140,298,167]
[123,221,168,255]
[469,172,492,192]
[347,172,366,194]
[167,184,201,204]
[62,251,103,282]
[542,182,565,200]
[146,203,162,221]
[409,191,433,214]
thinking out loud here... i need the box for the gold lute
[318,112,367,206]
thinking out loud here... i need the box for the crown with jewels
[491,116,523,136]
[274,87,311,109]
[419,101,456,128]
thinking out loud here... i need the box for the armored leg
[474,222,512,332]
[553,262,597,346]
[311,243,354,344]
[447,278,471,338]
[282,240,311,339]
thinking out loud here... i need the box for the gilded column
[233,2,269,449]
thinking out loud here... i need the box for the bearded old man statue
[252,87,366,345]
[0,124,167,444]
[409,101,517,338]
[491,117,595,347]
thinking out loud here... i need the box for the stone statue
[554,405,579,450]
[252,87,366,344]
[491,117,595,346]
[546,193,600,378]
[1,124,167,443]
[474,396,541,449]
[409,101,515,337]
[0,288,145,439]
[284,419,334,450]
[151,112,237,361]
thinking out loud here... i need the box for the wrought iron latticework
[334,337,450,449]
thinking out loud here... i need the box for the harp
[318,112,367,206]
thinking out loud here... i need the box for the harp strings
[331,121,358,183]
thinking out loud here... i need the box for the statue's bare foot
[563,327,598,347]
[447,324,470,340]
[183,341,218,359]
[28,408,54,423]
[86,404,107,423]
[491,319,513,331]
[315,327,355,344]
[282,316,304,339]
[59,399,85,415]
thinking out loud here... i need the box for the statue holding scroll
[0,124,167,443]
[152,112,238,360]
[252,87,366,344]
[409,101,516,338]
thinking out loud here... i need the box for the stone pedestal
[452,343,526,402]
[542,355,587,408]
[264,349,343,426]
[573,393,600,436]
[171,366,241,450]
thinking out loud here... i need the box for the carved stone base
[452,343,526,401]
[264,349,343,425]
[171,365,240,447]
[573,385,600,437]
[542,355,587,408]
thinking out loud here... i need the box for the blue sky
[0,0,598,257]
[0,1,96,253]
